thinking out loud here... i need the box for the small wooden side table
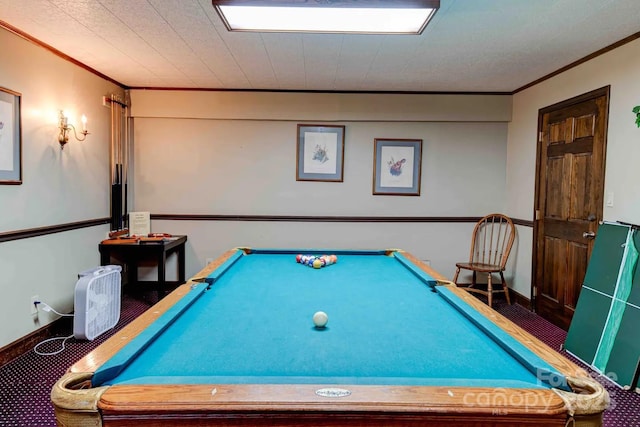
[99,235,187,301]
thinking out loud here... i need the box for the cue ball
[313,311,328,328]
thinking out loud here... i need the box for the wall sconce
[58,110,89,149]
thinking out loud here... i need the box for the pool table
[52,248,608,426]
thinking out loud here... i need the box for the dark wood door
[534,87,609,330]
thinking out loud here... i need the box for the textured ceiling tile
[331,35,385,91]
[1,0,639,91]
[300,34,344,90]
[259,33,306,89]
[151,0,247,88]
[216,31,278,88]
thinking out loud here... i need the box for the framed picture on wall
[296,124,345,182]
[373,138,422,196]
[0,87,22,184]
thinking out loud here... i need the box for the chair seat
[455,262,503,273]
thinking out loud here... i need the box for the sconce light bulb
[81,115,87,132]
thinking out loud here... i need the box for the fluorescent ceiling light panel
[213,1,439,35]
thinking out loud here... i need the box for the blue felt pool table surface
[93,249,566,391]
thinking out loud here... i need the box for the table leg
[178,246,186,282]
[100,251,110,266]
[158,252,167,301]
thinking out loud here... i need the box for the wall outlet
[30,295,39,315]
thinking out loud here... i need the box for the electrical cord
[33,334,74,356]
[32,300,75,356]
[34,301,74,317]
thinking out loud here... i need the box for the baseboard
[509,288,532,309]
[0,316,72,367]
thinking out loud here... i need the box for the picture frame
[296,124,345,182]
[0,87,22,185]
[373,138,422,196]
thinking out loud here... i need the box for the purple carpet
[0,297,151,426]
[0,296,637,426]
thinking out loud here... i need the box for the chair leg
[453,267,460,285]
[470,271,476,288]
[487,273,493,307]
[500,272,511,305]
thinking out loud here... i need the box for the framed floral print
[373,138,422,196]
[296,124,345,182]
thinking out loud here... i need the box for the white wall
[506,37,640,296]
[130,90,511,279]
[0,27,123,348]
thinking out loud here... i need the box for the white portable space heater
[73,265,122,340]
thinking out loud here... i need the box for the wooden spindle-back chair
[453,213,515,307]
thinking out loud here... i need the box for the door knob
[583,231,596,239]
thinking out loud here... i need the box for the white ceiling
[1,0,639,92]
